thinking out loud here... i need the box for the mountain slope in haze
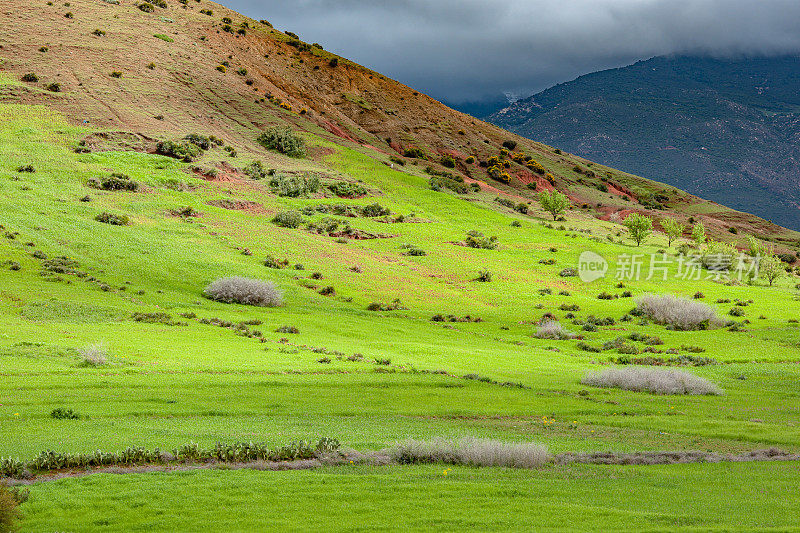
[488,55,800,230]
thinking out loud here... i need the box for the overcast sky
[226,0,800,103]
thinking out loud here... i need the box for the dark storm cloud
[225,0,800,102]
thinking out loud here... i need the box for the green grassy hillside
[1,1,800,531]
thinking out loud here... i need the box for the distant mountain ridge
[487,55,800,230]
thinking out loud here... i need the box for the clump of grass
[534,320,576,340]
[276,325,299,334]
[204,277,283,307]
[581,367,722,395]
[635,293,723,331]
[0,484,23,532]
[153,33,173,42]
[465,230,498,249]
[390,437,550,468]
[77,343,107,366]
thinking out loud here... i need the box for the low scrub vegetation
[534,320,576,340]
[0,484,24,532]
[77,343,107,366]
[390,437,549,468]
[156,140,202,162]
[257,127,305,157]
[635,294,723,330]
[581,367,722,395]
[203,277,283,307]
[95,212,129,226]
[87,173,139,191]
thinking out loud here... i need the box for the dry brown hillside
[1,0,798,250]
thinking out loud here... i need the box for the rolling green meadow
[1,99,800,530]
[1,1,800,528]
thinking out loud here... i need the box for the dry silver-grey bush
[78,343,108,366]
[635,293,723,330]
[204,277,283,307]
[534,320,576,340]
[581,367,722,395]
[389,437,550,468]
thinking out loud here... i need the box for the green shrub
[92,28,106,36]
[216,64,227,73]
[257,127,305,157]
[110,71,123,78]
[465,230,497,250]
[403,147,426,159]
[360,203,390,217]
[538,190,569,221]
[156,140,202,162]
[502,140,517,150]
[272,210,303,228]
[138,2,155,12]
[475,270,492,282]
[328,182,367,198]
[153,33,173,42]
[50,407,80,420]
[21,72,39,82]
[440,155,456,168]
[46,82,61,92]
[87,173,139,191]
[16,165,35,173]
[243,160,270,180]
[269,174,320,197]
[184,133,211,150]
[95,212,129,225]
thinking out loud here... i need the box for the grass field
[2,59,800,531]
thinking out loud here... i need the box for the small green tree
[661,217,685,247]
[746,235,764,257]
[759,254,784,286]
[538,190,568,221]
[623,213,653,246]
[691,222,706,247]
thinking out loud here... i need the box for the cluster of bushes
[366,299,406,311]
[203,277,283,307]
[301,202,390,218]
[243,160,272,180]
[95,212,129,225]
[87,173,139,191]
[429,176,470,194]
[157,140,202,162]
[269,174,321,197]
[403,147,426,159]
[494,196,528,213]
[400,243,426,256]
[1,438,340,479]
[328,182,367,198]
[613,354,718,367]
[431,314,482,323]
[465,230,498,250]
[257,126,305,157]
